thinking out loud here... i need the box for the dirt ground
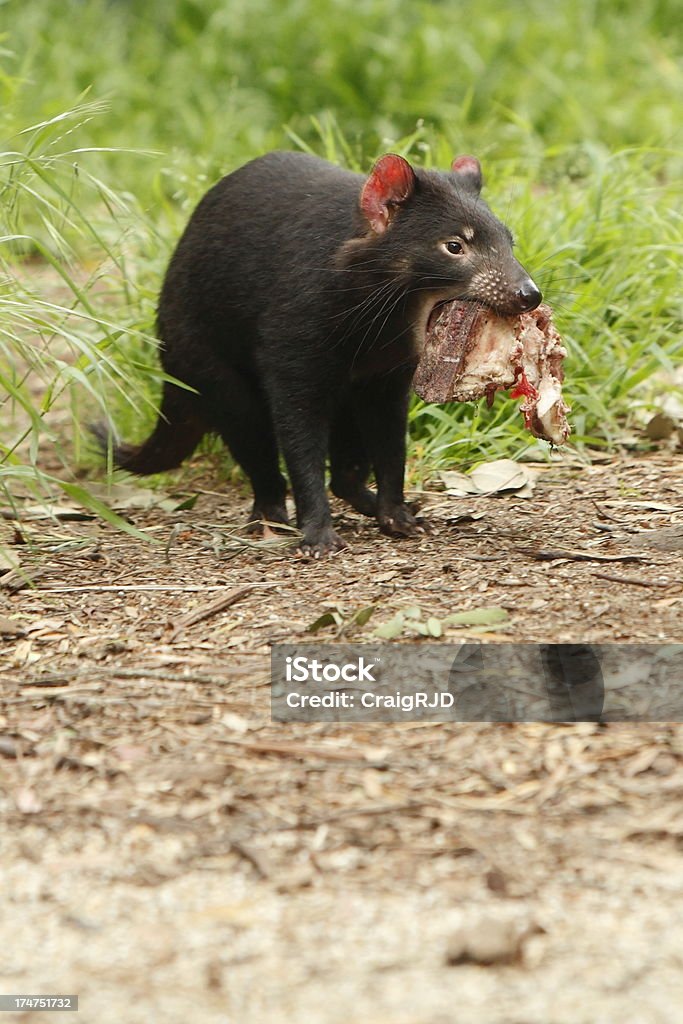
[1,448,683,1023]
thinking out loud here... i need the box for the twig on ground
[592,572,672,589]
[169,584,257,640]
[31,584,278,593]
[231,739,390,765]
[164,523,183,564]
[518,548,646,564]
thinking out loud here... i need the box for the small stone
[445,916,539,966]
[645,412,676,441]
[485,869,508,895]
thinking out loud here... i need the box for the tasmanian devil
[102,150,542,555]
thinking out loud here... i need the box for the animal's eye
[444,240,464,255]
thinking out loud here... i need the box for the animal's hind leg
[202,368,289,530]
[329,401,377,518]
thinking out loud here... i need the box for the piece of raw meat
[413,302,571,445]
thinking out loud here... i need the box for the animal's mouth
[426,282,543,330]
[426,297,480,336]
[425,297,517,340]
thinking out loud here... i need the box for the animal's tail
[92,383,207,475]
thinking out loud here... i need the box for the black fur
[103,151,541,555]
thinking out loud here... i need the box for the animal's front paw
[377,503,424,538]
[297,526,347,558]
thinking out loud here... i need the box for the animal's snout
[462,261,543,318]
[515,279,542,313]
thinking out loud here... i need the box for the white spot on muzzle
[468,268,509,308]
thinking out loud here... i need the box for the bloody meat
[413,302,571,446]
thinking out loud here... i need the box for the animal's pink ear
[451,155,482,195]
[360,154,417,234]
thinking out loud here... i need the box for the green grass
[1,0,682,524]
[4,0,683,195]
[0,103,167,521]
